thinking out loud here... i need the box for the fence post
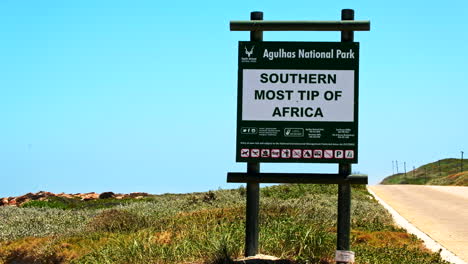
[245,11,263,257]
[336,9,354,264]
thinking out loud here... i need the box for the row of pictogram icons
[240,149,354,159]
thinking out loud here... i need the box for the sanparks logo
[241,45,257,63]
[284,128,304,137]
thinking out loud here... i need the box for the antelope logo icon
[241,45,257,63]
[245,46,254,57]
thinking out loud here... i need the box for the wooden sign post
[228,9,370,264]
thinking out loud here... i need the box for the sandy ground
[368,185,467,264]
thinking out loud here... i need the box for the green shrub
[21,196,81,209]
[0,185,452,264]
[20,196,156,210]
[0,206,93,241]
[86,209,149,233]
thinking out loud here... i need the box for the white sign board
[242,69,355,122]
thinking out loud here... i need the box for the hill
[381,158,468,186]
[0,185,449,264]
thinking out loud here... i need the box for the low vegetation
[381,158,468,185]
[20,195,155,210]
[0,185,448,264]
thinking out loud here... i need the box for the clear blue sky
[1,0,467,197]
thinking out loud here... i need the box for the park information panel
[236,41,359,163]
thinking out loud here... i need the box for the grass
[381,158,468,186]
[20,195,156,210]
[0,184,449,264]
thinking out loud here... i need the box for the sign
[236,41,359,163]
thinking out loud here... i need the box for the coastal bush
[0,185,450,264]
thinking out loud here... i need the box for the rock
[0,191,155,206]
[233,254,293,264]
[15,193,35,204]
[81,193,99,201]
[36,191,55,198]
[60,193,75,199]
[99,192,115,199]
[129,192,149,198]
[0,198,8,206]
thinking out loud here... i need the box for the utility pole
[392,160,395,175]
[404,162,407,178]
[396,160,399,174]
[438,160,441,176]
[461,151,464,173]
[413,166,415,178]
